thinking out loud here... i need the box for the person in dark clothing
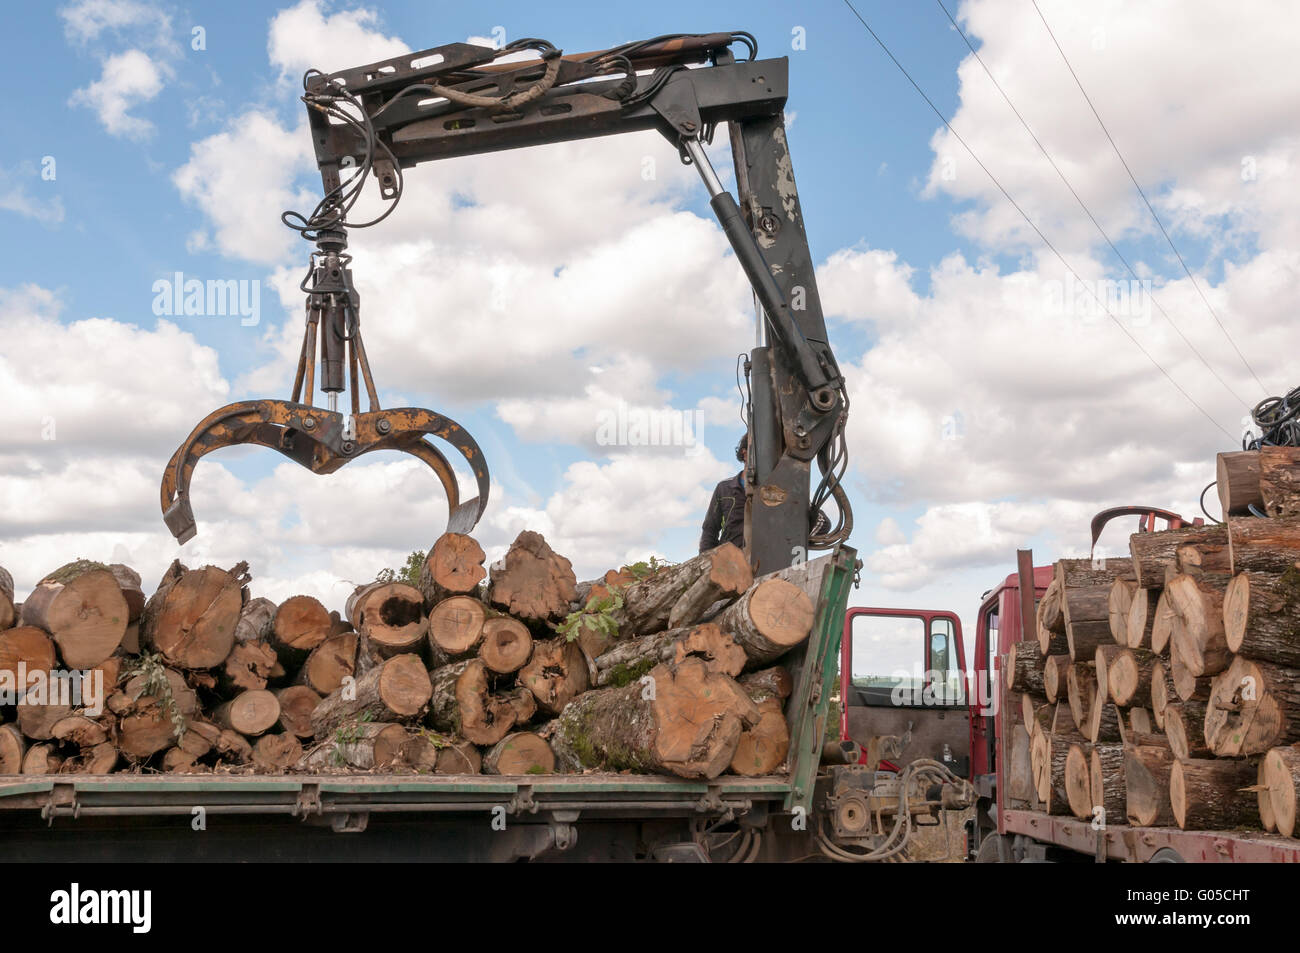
[699,437,748,553]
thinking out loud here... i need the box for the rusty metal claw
[161,399,489,544]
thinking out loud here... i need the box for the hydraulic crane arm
[162,31,852,573]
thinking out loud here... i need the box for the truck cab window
[928,617,965,705]
[849,614,926,707]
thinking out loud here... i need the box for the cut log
[434,739,482,775]
[221,639,279,692]
[21,562,128,668]
[0,625,57,686]
[519,638,589,716]
[1036,577,1067,654]
[1166,574,1230,677]
[214,729,252,765]
[487,531,577,622]
[730,665,792,776]
[113,666,199,760]
[348,584,426,660]
[1087,698,1121,744]
[483,732,555,775]
[1094,644,1125,703]
[418,532,486,607]
[1110,648,1159,708]
[141,560,248,669]
[479,617,533,675]
[1005,640,1047,695]
[716,576,814,666]
[0,723,25,774]
[1064,742,1094,819]
[1151,660,1175,729]
[548,658,748,780]
[1205,656,1300,756]
[234,596,276,643]
[0,565,13,632]
[276,685,321,739]
[21,742,62,775]
[1258,447,1300,519]
[214,688,280,737]
[1170,634,1213,702]
[1129,525,1226,588]
[1259,756,1277,833]
[252,733,303,771]
[594,623,746,688]
[1224,517,1300,575]
[107,563,145,623]
[297,632,357,695]
[1124,587,1159,649]
[1125,743,1177,826]
[1165,701,1211,761]
[1150,590,1176,655]
[608,544,752,638]
[16,699,73,741]
[311,653,432,739]
[63,742,118,775]
[1128,707,1153,736]
[573,569,636,611]
[1108,579,1138,645]
[1170,759,1260,830]
[1264,745,1300,837]
[1217,450,1263,516]
[1033,731,1078,816]
[427,595,486,664]
[1054,557,1135,590]
[1007,724,1035,807]
[1043,655,1071,704]
[1089,743,1125,824]
[1065,661,1095,732]
[1224,570,1300,667]
[427,659,521,746]
[299,722,408,770]
[51,714,110,747]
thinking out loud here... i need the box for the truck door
[840,608,971,776]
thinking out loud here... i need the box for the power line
[934,0,1252,412]
[1031,0,1268,396]
[839,0,1235,440]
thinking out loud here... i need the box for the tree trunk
[594,623,746,688]
[1005,640,1046,695]
[1167,574,1230,677]
[1171,759,1260,830]
[1217,449,1263,516]
[427,595,486,664]
[1094,644,1125,703]
[487,531,577,623]
[1043,654,1071,704]
[1064,742,1094,819]
[716,576,815,666]
[602,545,752,639]
[1129,525,1227,588]
[1205,656,1300,756]
[1088,698,1121,744]
[297,631,358,695]
[299,722,408,770]
[519,637,589,716]
[0,723,25,774]
[346,583,425,660]
[730,667,791,777]
[418,532,486,607]
[1125,742,1176,826]
[141,560,248,670]
[214,688,280,737]
[483,732,556,775]
[1110,648,1159,708]
[479,617,533,675]
[1165,700,1211,760]
[21,562,129,668]
[1089,743,1125,824]
[275,685,321,739]
[252,733,303,771]
[1264,745,1300,837]
[221,640,280,693]
[311,653,432,739]
[1066,662,1095,733]
[547,658,754,779]
[427,659,521,746]
[1224,570,1300,667]
[1124,587,1160,649]
[1036,577,1067,654]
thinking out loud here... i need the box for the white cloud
[69,48,168,139]
[0,164,65,225]
[267,0,408,82]
[60,0,173,52]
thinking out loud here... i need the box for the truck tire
[974,832,1010,863]
[1147,847,1185,863]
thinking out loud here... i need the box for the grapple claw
[161,399,490,544]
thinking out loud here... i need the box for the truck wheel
[974,832,1010,863]
[1147,847,1185,863]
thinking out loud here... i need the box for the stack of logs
[1004,446,1300,836]
[0,530,818,781]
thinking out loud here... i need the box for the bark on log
[1170,633,1213,702]
[434,739,482,775]
[479,617,533,675]
[221,640,279,692]
[593,623,746,688]
[299,722,408,770]
[1005,640,1047,695]
[1171,759,1260,830]
[214,688,280,737]
[1224,569,1300,667]
[1043,655,1071,704]
[427,659,522,746]
[1036,577,1067,654]
[1151,660,1175,729]
[21,562,128,668]
[418,532,486,607]
[1150,590,1176,656]
[716,576,814,666]
[1165,700,1212,761]
[1167,574,1231,677]
[141,560,248,669]
[730,666,792,776]
[1125,743,1177,826]
[0,565,13,632]
[1088,698,1121,744]
[1094,644,1125,703]
[1065,742,1094,819]
[1110,648,1159,708]
[1205,656,1300,756]
[519,637,589,716]
[0,625,57,686]
[1129,525,1227,588]
[1089,743,1125,824]
[1223,517,1300,575]
[108,564,145,624]
[1066,662,1095,732]
[63,742,118,775]
[21,742,62,775]
[1264,745,1300,837]
[115,668,199,760]
[487,531,577,622]
[311,653,432,740]
[1217,449,1263,516]
[1033,731,1078,816]
[610,544,752,637]
[547,658,750,779]
[234,597,276,643]
[483,732,555,775]
[1258,447,1300,519]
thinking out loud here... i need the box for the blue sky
[3,0,1296,664]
